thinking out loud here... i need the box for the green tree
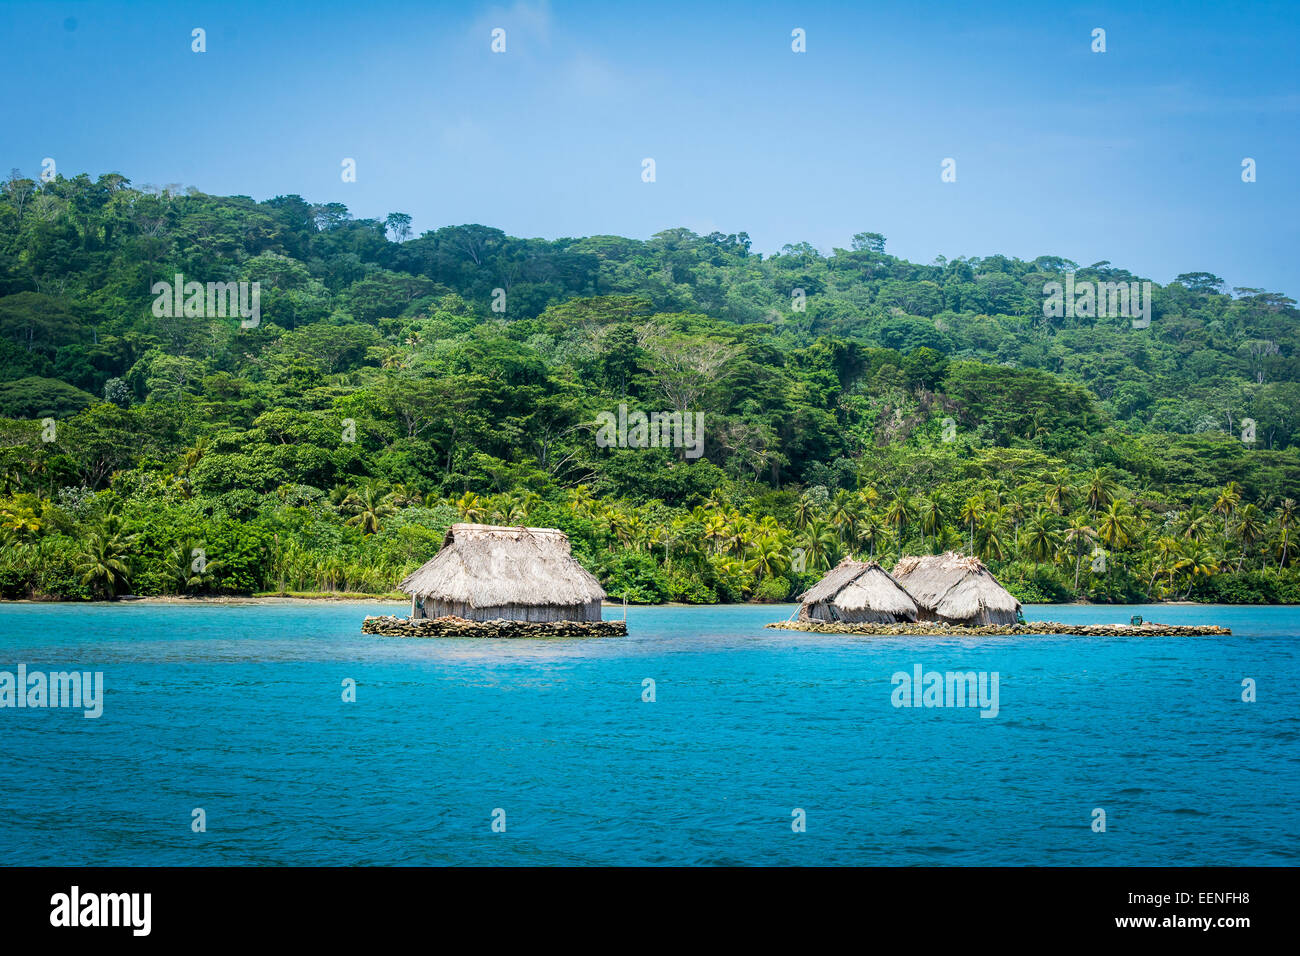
[77,515,136,599]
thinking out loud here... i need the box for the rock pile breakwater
[362,615,627,638]
[766,620,1230,637]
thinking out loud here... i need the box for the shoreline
[768,620,1232,637]
[0,595,1290,607]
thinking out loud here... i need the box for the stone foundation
[362,614,627,638]
[766,620,1231,637]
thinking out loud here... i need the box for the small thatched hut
[891,552,1021,626]
[399,523,606,622]
[796,558,919,623]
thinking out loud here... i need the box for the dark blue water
[0,602,1296,866]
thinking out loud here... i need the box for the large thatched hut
[398,523,606,622]
[796,558,919,623]
[891,552,1020,626]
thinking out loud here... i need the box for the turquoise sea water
[0,602,1296,866]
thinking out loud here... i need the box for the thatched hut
[796,558,919,623]
[398,523,606,622]
[891,552,1021,626]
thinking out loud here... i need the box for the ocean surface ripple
[1,602,1296,866]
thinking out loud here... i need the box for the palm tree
[723,515,750,556]
[608,511,633,550]
[344,481,397,534]
[885,494,912,551]
[1063,519,1098,590]
[1149,536,1183,595]
[1181,505,1213,543]
[1006,488,1029,539]
[643,523,669,559]
[0,460,24,495]
[855,514,886,559]
[454,491,486,522]
[78,516,137,599]
[1045,469,1073,515]
[1274,499,1296,567]
[491,500,528,525]
[830,491,862,545]
[746,535,791,580]
[389,483,423,508]
[1213,482,1242,537]
[181,436,210,476]
[799,519,837,572]
[982,482,1007,513]
[977,512,1008,561]
[1174,547,1218,599]
[919,497,944,552]
[792,496,815,530]
[959,496,984,555]
[172,540,223,593]
[1085,468,1117,513]
[566,485,597,519]
[1098,499,1137,550]
[703,514,728,554]
[25,455,49,497]
[663,516,701,570]
[0,501,41,538]
[1207,538,1236,578]
[624,514,648,552]
[1022,507,1061,564]
[1274,525,1294,569]
[1234,503,1266,570]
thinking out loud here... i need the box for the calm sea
[0,602,1296,866]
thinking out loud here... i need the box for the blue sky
[1,0,1296,296]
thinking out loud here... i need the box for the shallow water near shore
[0,602,1296,866]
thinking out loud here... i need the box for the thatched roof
[798,558,919,619]
[398,524,605,608]
[891,552,1020,621]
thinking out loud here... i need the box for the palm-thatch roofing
[398,524,605,611]
[796,558,919,623]
[891,551,1021,625]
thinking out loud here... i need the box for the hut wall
[930,607,1019,626]
[799,603,832,622]
[836,605,906,624]
[800,602,903,624]
[965,607,1018,626]
[421,600,600,623]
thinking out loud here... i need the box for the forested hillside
[1,171,1297,603]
